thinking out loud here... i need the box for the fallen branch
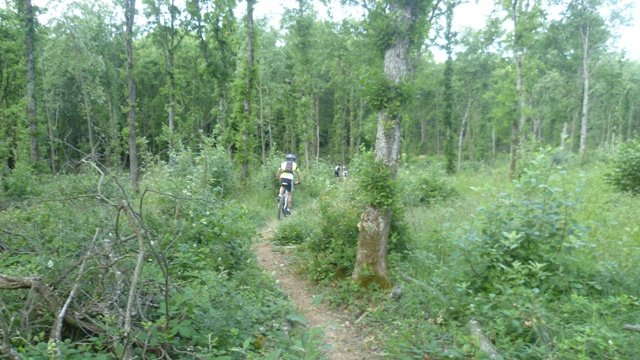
[468,318,501,359]
[623,324,640,332]
[51,228,100,342]
[0,305,21,360]
[122,200,147,359]
[0,274,102,334]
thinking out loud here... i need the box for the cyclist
[276,154,301,215]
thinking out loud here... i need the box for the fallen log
[623,324,640,332]
[468,318,501,359]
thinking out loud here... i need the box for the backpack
[285,161,294,173]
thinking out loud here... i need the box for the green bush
[605,139,640,195]
[302,197,361,282]
[465,150,583,294]
[398,164,457,207]
[272,216,313,245]
[1,161,40,198]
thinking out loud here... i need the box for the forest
[1,0,640,358]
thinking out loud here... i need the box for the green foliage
[1,148,325,358]
[300,195,360,282]
[272,215,313,246]
[354,151,395,209]
[465,150,583,294]
[1,161,40,198]
[398,163,458,207]
[605,139,640,195]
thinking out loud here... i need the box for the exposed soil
[255,221,377,359]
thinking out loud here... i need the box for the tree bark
[125,0,139,191]
[354,0,417,288]
[22,0,39,162]
[579,24,590,158]
[457,98,471,172]
[510,0,525,179]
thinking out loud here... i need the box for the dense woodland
[2,0,640,358]
[0,0,638,173]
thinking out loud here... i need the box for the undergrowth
[0,145,324,359]
[267,148,640,359]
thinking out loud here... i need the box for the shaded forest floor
[255,221,377,359]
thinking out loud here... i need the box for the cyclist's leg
[282,179,293,212]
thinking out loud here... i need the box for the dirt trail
[255,222,375,360]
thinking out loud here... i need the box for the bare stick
[0,305,21,360]
[623,324,640,332]
[51,228,100,342]
[122,200,146,359]
[468,318,501,359]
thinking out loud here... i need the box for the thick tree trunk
[23,0,38,162]
[125,0,138,191]
[354,1,415,288]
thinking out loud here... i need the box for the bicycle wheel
[277,192,286,220]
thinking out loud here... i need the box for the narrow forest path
[255,221,377,359]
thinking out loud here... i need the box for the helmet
[285,154,296,161]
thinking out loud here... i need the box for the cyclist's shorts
[280,178,293,192]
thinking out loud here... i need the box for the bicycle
[277,181,290,220]
[276,180,300,220]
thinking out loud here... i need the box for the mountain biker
[276,154,301,215]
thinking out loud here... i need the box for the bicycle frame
[277,182,289,220]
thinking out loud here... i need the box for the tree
[563,0,609,157]
[229,0,256,177]
[124,0,139,191]
[20,0,38,163]
[443,0,456,173]
[0,5,25,171]
[143,0,187,155]
[353,0,432,287]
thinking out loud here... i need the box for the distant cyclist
[334,164,342,180]
[276,154,301,215]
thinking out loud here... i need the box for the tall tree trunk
[241,0,255,178]
[80,77,96,162]
[561,122,568,150]
[315,93,320,161]
[509,122,517,178]
[258,78,266,162]
[579,25,590,158]
[510,0,525,179]
[41,59,56,172]
[571,110,578,152]
[443,1,455,174]
[354,0,419,288]
[168,52,175,155]
[125,0,139,191]
[457,99,471,172]
[22,0,38,162]
[492,126,496,160]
